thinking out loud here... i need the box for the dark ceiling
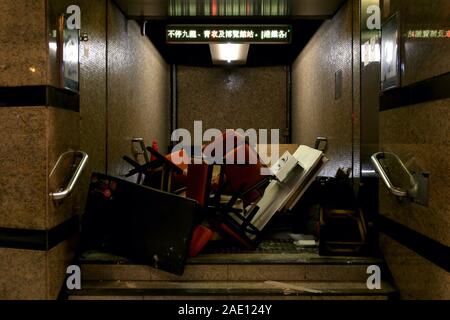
[115,0,346,19]
[113,0,346,66]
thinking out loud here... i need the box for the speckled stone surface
[380,234,450,300]
[47,107,81,229]
[177,66,288,137]
[291,0,356,177]
[0,107,48,229]
[0,247,47,300]
[378,0,450,301]
[351,0,361,178]
[106,4,170,178]
[47,0,109,206]
[384,0,450,86]
[0,238,77,300]
[0,0,47,86]
[77,0,108,205]
[0,106,80,230]
[379,98,450,247]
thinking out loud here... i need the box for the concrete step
[80,251,386,282]
[73,244,396,300]
[68,280,396,300]
[81,262,383,282]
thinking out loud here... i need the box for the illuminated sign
[407,29,450,39]
[168,0,291,17]
[166,25,292,44]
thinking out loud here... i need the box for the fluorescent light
[209,43,249,65]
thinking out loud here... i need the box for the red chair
[187,131,271,255]
[203,131,272,249]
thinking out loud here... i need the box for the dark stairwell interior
[65,0,398,300]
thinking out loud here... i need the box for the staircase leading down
[67,241,397,300]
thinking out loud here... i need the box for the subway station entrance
[0,0,449,301]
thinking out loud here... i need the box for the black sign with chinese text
[166,25,292,44]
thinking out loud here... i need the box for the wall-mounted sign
[381,13,401,91]
[58,12,80,92]
[406,29,450,39]
[166,25,292,44]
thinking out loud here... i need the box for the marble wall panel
[47,107,81,229]
[380,234,450,299]
[177,66,288,139]
[291,0,355,177]
[0,247,47,300]
[379,98,450,247]
[382,0,450,86]
[378,0,450,300]
[0,107,48,229]
[0,0,48,86]
[107,4,170,178]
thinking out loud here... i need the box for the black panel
[0,85,79,112]
[0,228,47,251]
[81,173,199,276]
[0,215,80,251]
[378,215,450,273]
[380,72,450,111]
[48,216,80,249]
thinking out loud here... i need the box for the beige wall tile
[107,4,170,178]
[378,0,450,301]
[0,107,48,229]
[0,0,48,86]
[379,98,450,247]
[384,0,450,86]
[0,248,47,300]
[47,107,81,229]
[47,0,108,206]
[78,0,108,205]
[291,1,355,177]
[380,234,450,300]
[177,66,288,137]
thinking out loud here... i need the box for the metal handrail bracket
[371,152,428,206]
[49,150,89,201]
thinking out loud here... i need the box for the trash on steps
[264,281,322,294]
[80,132,328,276]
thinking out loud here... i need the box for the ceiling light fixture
[209,43,250,65]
